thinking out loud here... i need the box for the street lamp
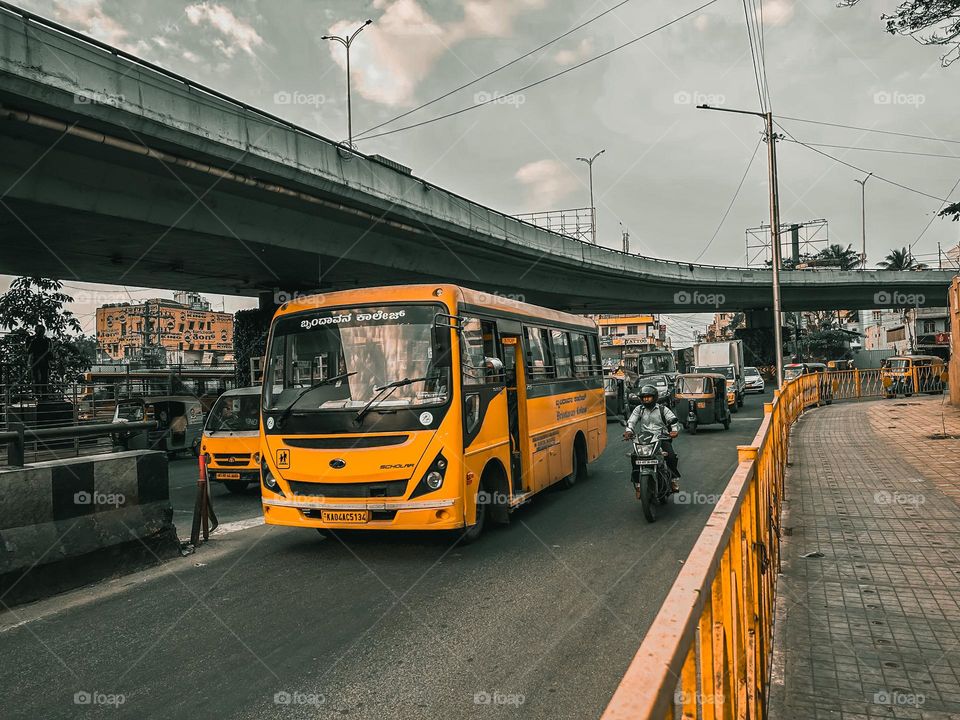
[322,19,372,149]
[697,104,784,387]
[854,173,872,271]
[576,149,605,244]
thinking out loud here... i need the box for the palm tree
[817,243,861,270]
[877,247,928,271]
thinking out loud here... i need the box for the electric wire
[694,139,763,262]
[355,0,720,142]
[354,0,639,139]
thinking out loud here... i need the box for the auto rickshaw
[604,368,639,419]
[783,362,833,404]
[200,386,262,493]
[827,359,854,371]
[881,355,947,398]
[673,373,731,434]
[113,395,205,457]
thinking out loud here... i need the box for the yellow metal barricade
[830,369,883,400]
[601,373,837,720]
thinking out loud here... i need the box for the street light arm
[348,19,373,44]
[696,104,766,119]
[322,35,347,46]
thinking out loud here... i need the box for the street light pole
[322,19,372,148]
[854,173,872,271]
[697,104,784,387]
[576,149,605,244]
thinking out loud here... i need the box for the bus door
[500,330,527,495]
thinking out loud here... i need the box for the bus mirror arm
[433,312,463,332]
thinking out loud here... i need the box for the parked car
[744,366,765,394]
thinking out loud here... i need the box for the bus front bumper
[262,497,463,531]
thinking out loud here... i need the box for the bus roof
[278,284,598,332]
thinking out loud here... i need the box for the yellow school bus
[201,386,262,494]
[259,284,607,542]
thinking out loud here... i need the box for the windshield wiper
[354,376,429,425]
[274,371,357,421]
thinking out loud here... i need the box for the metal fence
[601,372,832,719]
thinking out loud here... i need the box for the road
[1,395,766,720]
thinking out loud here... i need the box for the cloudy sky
[4,0,960,343]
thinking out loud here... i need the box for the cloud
[185,2,264,58]
[761,0,794,26]
[327,0,546,107]
[553,37,594,66]
[40,0,145,52]
[514,159,579,209]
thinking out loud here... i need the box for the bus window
[551,330,573,378]
[461,318,488,385]
[571,333,591,377]
[525,327,552,378]
[587,335,602,376]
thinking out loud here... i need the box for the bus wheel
[561,437,588,489]
[460,499,486,545]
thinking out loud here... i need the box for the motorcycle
[622,425,674,523]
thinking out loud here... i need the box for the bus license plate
[216,472,240,480]
[321,510,370,524]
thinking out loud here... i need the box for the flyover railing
[601,372,828,719]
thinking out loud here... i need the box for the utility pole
[854,173,872,270]
[576,149,605,244]
[698,105,784,387]
[322,19,372,148]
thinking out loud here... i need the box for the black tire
[689,422,698,435]
[730,403,739,414]
[224,481,250,494]
[460,497,486,544]
[639,474,657,523]
[723,417,731,430]
[737,394,744,408]
[561,440,587,489]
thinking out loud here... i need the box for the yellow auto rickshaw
[881,355,947,398]
[674,373,731,434]
[200,386,262,493]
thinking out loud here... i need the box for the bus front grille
[283,435,409,449]
[288,479,408,498]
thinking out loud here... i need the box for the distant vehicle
[744,366,765,394]
[633,351,677,379]
[881,355,946,398]
[603,369,638,419]
[113,395,204,457]
[201,386,262,494]
[693,340,744,407]
[783,363,833,404]
[826,359,854,370]
[636,373,674,407]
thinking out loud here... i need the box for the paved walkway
[769,395,960,720]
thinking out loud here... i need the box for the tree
[816,243,861,270]
[0,277,93,393]
[839,0,960,67]
[876,247,928,270]
[940,201,960,221]
[802,329,854,362]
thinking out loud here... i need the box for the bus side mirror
[433,313,463,332]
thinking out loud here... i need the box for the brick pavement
[769,396,960,720]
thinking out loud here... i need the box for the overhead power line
[774,122,952,203]
[695,139,762,262]
[355,0,639,139]
[781,138,960,160]
[775,114,960,147]
[355,0,721,142]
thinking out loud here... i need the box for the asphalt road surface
[1,394,766,720]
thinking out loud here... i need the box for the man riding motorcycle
[623,384,681,492]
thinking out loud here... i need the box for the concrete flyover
[0,3,954,312]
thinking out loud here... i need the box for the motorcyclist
[623,384,681,492]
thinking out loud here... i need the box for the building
[705,312,743,341]
[595,314,667,352]
[861,307,951,358]
[96,291,234,365]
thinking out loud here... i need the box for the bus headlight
[410,452,448,498]
[261,457,283,495]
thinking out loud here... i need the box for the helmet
[639,384,659,408]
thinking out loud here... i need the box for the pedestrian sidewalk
[769,395,960,720]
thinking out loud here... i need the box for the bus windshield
[207,394,260,432]
[637,353,675,375]
[263,305,450,412]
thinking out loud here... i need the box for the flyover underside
[0,99,952,312]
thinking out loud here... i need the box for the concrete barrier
[0,450,179,605]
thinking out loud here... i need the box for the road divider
[0,450,178,606]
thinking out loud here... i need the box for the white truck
[693,340,745,411]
